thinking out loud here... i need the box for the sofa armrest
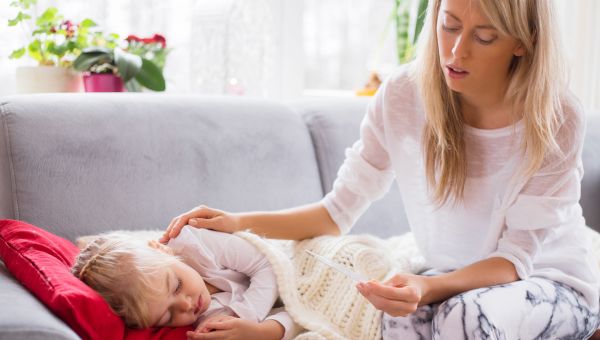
[0,261,79,340]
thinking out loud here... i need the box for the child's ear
[148,240,175,255]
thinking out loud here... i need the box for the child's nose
[175,295,193,312]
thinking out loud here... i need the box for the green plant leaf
[114,48,142,82]
[134,58,166,91]
[10,0,36,9]
[124,78,143,92]
[28,40,42,61]
[79,18,97,28]
[9,47,26,59]
[35,7,60,27]
[73,48,112,71]
[8,12,31,26]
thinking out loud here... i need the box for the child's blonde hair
[414,0,566,206]
[72,233,181,328]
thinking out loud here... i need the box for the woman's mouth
[446,65,469,79]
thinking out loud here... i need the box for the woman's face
[436,0,524,98]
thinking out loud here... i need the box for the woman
[161,0,600,338]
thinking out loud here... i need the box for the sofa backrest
[1,94,599,242]
[0,94,323,241]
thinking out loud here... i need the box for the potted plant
[73,46,166,92]
[8,0,96,93]
[122,34,171,92]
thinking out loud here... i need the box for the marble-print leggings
[382,276,599,340]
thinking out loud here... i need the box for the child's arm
[186,315,284,340]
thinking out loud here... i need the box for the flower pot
[82,73,125,92]
[16,66,83,93]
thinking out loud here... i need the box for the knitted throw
[236,232,428,340]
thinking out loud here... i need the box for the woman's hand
[186,316,284,340]
[160,205,241,243]
[356,273,431,317]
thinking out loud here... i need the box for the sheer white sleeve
[321,80,396,234]
[488,98,586,279]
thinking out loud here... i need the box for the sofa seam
[0,103,19,220]
[303,112,332,197]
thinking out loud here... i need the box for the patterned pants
[382,276,599,340]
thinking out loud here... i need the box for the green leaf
[48,41,68,57]
[9,47,26,59]
[114,48,142,82]
[124,78,143,92]
[10,0,36,9]
[79,18,97,28]
[35,7,60,27]
[134,58,166,91]
[28,40,42,61]
[8,12,31,26]
[73,48,113,71]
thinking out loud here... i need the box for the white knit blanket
[236,232,428,340]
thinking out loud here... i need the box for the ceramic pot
[82,73,125,92]
[16,66,83,93]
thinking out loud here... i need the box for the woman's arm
[358,257,518,316]
[161,202,339,243]
[235,202,340,240]
[421,257,518,305]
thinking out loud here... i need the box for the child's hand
[193,314,236,334]
[186,317,284,340]
[160,205,241,243]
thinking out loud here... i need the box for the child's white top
[322,64,600,309]
[168,226,298,339]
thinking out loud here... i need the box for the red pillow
[0,219,191,340]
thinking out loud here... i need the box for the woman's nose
[452,34,470,58]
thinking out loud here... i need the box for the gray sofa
[0,94,599,339]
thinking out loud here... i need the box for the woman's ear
[148,239,175,255]
[513,42,525,57]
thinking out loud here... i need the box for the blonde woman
[162,0,599,338]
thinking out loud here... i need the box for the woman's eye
[442,25,460,33]
[474,34,496,45]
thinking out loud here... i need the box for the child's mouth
[194,296,202,314]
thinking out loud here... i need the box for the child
[72,226,298,340]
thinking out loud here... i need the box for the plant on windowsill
[73,46,166,92]
[122,34,171,92]
[356,0,428,97]
[8,0,97,93]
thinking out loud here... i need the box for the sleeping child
[72,226,299,340]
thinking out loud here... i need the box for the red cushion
[0,219,191,340]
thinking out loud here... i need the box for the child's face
[146,245,212,327]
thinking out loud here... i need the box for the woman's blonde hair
[413,0,566,206]
[72,234,181,328]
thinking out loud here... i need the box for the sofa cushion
[0,219,191,340]
[293,97,410,237]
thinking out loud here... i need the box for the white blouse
[168,226,298,339]
[322,64,600,309]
